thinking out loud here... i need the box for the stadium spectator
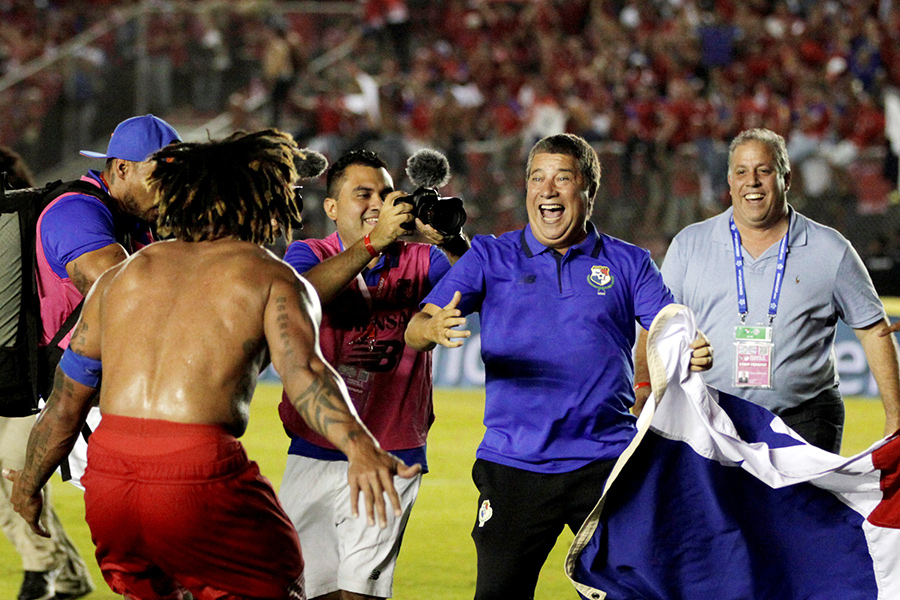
[262,20,296,129]
[277,148,468,600]
[1,1,898,244]
[405,133,711,599]
[636,128,900,453]
[5,129,414,599]
[0,144,93,600]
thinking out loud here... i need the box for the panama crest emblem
[588,265,614,294]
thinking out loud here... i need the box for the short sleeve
[40,195,116,279]
[421,235,488,316]
[283,240,322,275]
[427,245,452,288]
[833,242,885,328]
[660,233,687,304]
[633,250,675,329]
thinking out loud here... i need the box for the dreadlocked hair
[149,129,302,244]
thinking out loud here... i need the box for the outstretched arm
[405,292,471,351]
[3,267,111,536]
[265,271,420,527]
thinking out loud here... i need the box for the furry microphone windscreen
[405,148,451,189]
[294,149,328,180]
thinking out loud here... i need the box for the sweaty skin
[7,238,417,536]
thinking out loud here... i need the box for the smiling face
[525,152,591,253]
[324,164,393,246]
[728,140,790,232]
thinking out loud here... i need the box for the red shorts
[82,415,305,600]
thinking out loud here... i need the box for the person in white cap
[35,114,182,489]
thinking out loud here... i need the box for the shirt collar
[86,169,109,194]
[522,222,602,258]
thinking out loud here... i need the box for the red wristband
[363,233,379,258]
[633,381,651,391]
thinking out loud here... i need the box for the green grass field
[0,385,890,599]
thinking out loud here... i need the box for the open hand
[347,447,422,528]
[425,291,471,348]
[2,468,49,538]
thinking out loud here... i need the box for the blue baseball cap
[80,114,182,161]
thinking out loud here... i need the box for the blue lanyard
[729,216,789,325]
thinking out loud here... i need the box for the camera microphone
[290,148,327,230]
[294,148,328,180]
[405,149,451,189]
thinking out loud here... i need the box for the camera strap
[349,267,391,351]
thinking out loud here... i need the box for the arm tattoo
[291,377,361,446]
[274,296,295,358]
[21,373,83,494]
[71,322,89,352]
[70,261,92,296]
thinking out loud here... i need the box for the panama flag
[566,304,900,600]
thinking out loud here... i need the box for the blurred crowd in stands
[3,0,900,292]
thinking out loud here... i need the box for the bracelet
[363,233,379,258]
[633,381,651,391]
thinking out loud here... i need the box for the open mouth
[743,193,765,202]
[363,216,379,226]
[539,203,564,222]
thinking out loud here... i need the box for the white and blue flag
[566,304,900,600]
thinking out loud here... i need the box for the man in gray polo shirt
[635,128,900,453]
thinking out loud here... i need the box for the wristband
[363,233,379,258]
[633,381,651,391]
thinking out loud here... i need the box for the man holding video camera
[277,149,468,600]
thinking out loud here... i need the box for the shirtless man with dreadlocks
[4,129,418,600]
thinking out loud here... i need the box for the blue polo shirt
[40,170,153,278]
[422,223,674,473]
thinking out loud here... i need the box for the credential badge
[588,265,614,295]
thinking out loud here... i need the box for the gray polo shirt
[661,206,884,413]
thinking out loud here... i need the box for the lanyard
[729,216,788,325]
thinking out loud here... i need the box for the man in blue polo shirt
[405,133,713,600]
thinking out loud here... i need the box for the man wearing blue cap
[35,114,182,491]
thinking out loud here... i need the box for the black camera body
[402,187,466,238]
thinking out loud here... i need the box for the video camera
[402,149,467,238]
[401,186,466,238]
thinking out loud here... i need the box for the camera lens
[405,187,466,237]
[421,195,466,237]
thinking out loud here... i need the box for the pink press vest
[279,233,436,451]
[34,177,108,349]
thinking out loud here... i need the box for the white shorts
[279,454,422,599]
